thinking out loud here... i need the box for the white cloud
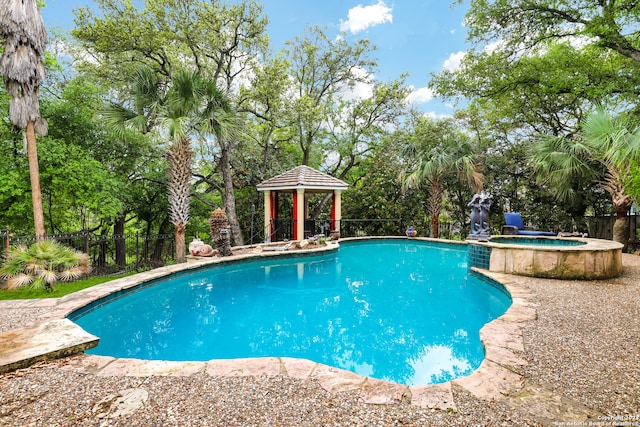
[424,111,452,119]
[406,86,434,104]
[339,1,392,34]
[443,51,466,72]
[350,80,375,100]
[484,40,504,54]
[336,66,375,101]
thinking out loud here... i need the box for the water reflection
[411,344,472,384]
[74,240,511,385]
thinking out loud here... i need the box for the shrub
[0,240,91,292]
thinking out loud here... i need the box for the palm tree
[402,118,484,238]
[532,106,640,248]
[0,0,48,240]
[106,67,204,263]
[0,240,91,292]
[106,67,240,262]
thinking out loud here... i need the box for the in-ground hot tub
[469,236,623,280]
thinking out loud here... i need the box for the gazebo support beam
[263,190,272,242]
[331,190,342,233]
[295,188,305,240]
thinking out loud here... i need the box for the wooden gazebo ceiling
[256,165,349,193]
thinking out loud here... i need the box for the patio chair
[502,212,557,236]
[262,241,294,252]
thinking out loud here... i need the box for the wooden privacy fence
[585,214,639,240]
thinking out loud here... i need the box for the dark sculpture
[468,191,492,240]
[209,208,233,257]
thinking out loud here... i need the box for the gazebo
[256,165,349,242]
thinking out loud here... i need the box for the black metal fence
[0,230,175,276]
[267,218,460,241]
[3,214,636,278]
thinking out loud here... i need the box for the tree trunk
[220,142,244,246]
[114,216,126,269]
[150,216,171,263]
[311,193,333,219]
[430,213,439,238]
[428,180,444,238]
[167,139,192,263]
[608,178,632,250]
[175,223,186,263]
[301,132,312,166]
[26,122,46,241]
[612,209,629,251]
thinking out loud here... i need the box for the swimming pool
[69,239,511,385]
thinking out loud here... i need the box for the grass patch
[0,272,137,300]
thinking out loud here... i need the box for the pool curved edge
[472,237,623,280]
[5,237,530,411]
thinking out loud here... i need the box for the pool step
[0,318,99,374]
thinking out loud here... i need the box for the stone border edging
[1,238,535,410]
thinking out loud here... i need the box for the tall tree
[0,0,48,240]
[431,2,640,231]
[106,66,240,260]
[198,80,244,245]
[401,116,484,238]
[73,0,269,246]
[532,107,640,247]
[237,54,294,180]
[464,0,640,63]
[308,76,411,218]
[284,26,377,166]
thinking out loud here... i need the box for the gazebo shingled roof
[256,165,348,192]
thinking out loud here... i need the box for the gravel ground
[1,367,543,427]
[514,254,640,418]
[1,254,639,426]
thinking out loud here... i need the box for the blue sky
[41,0,470,117]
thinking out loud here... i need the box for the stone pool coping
[0,238,534,410]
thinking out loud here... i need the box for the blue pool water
[70,239,511,385]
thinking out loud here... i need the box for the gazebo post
[291,189,297,240]
[331,190,342,234]
[263,190,271,242]
[295,188,305,240]
[272,192,279,241]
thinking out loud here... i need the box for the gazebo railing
[267,218,403,241]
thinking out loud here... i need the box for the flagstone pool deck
[1,241,639,426]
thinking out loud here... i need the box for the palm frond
[38,269,57,286]
[582,106,636,168]
[532,134,598,201]
[130,66,161,112]
[5,273,34,289]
